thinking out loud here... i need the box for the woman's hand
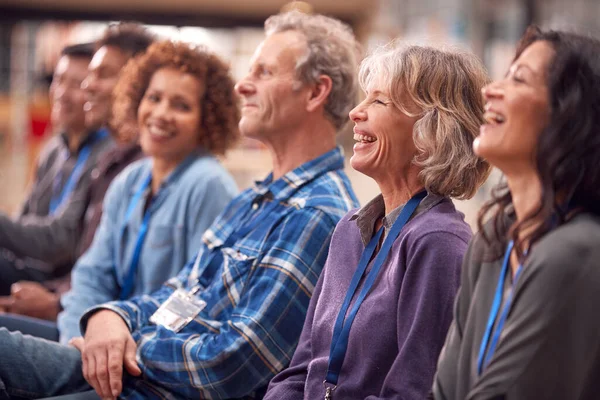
[82,310,142,398]
[6,281,60,320]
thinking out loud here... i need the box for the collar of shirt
[201,146,347,251]
[252,146,345,203]
[127,150,206,198]
[350,192,445,246]
[59,128,107,156]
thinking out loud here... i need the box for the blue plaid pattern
[84,147,359,399]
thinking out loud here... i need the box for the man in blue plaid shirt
[0,11,361,400]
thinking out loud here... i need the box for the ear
[305,74,333,113]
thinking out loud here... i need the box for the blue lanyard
[324,190,427,387]
[477,240,524,375]
[118,174,153,300]
[49,129,108,215]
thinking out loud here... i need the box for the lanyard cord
[324,190,427,387]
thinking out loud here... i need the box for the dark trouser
[41,392,99,400]
[0,253,52,295]
[0,313,59,341]
[0,328,90,399]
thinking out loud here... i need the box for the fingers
[83,344,120,398]
[123,336,141,377]
[107,342,124,397]
[68,337,85,353]
[95,349,113,398]
[0,296,13,312]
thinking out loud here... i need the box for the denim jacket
[58,152,238,343]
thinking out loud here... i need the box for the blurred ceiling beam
[0,0,373,27]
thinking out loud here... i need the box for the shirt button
[252,203,259,210]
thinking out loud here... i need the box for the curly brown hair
[111,40,239,155]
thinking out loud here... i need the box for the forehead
[251,30,307,70]
[89,45,128,72]
[147,67,203,99]
[514,40,555,75]
[54,55,89,77]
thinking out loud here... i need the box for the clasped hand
[70,310,142,399]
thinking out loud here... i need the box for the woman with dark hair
[58,40,240,343]
[432,27,600,400]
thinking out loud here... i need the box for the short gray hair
[265,11,361,130]
[359,43,492,199]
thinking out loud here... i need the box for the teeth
[148,125,172,138]
[483,111,505,124]
[353,133,377,143]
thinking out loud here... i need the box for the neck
[151,157,183,193]
[65,128,87,153]
[265,120,336,180]
[377,164,424,215]
[505,169,542,225]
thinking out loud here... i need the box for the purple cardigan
[265,198,471,400]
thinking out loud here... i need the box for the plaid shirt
[83,147,359,399]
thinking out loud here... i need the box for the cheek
[179,115,201,142]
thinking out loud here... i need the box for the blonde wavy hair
[359,43,492,199]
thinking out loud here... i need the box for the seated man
[0,43,112,295]
[0,11,361,399]
[0,24,155,330]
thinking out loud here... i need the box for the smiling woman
[265,43,491,400]
[57,41,240,343]
[432,27,600,400]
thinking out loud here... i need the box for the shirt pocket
[220,246,258,308]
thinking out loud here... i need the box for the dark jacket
[433,213,600,400]
[0,130,112,275]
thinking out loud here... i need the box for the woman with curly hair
[432,27,600,400]
[58,40,240,343]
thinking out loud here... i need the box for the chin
[350,157,374,178]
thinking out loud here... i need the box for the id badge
[150,288,206,332]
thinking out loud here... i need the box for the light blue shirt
[58,152,238,343]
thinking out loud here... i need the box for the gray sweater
[266,197,471,400]
[433,213,600,400]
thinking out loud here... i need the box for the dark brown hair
[96,22,155,57]
[478,26,600,260]
[111,40,239,154]
[61,42,95,59]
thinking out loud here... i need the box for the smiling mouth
[353,133,377,143]
[483,111,506,125]
[148,125,174,139]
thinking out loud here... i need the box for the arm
[0,182,89,264]
[468,237,600,400]
[84,207,336,399]
[57,177,124,343]
[367,231,468,400]
[432,235,482,400]
[183,174,238,261]
[264,269,326,399]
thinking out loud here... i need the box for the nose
[53,83,67,102]
[235,76,256,97]
[349,101,367,123]
[81,75,96,93]
[151,99,171,121]
[481,81,504,101]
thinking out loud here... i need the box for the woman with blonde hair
[265,43,491,399]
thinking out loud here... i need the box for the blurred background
[0,0,598,228]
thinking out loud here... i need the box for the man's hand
[0,296,12,313]
[6,281,60,320]
[82,309,142,398]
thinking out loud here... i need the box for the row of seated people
[0,11,598,400]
